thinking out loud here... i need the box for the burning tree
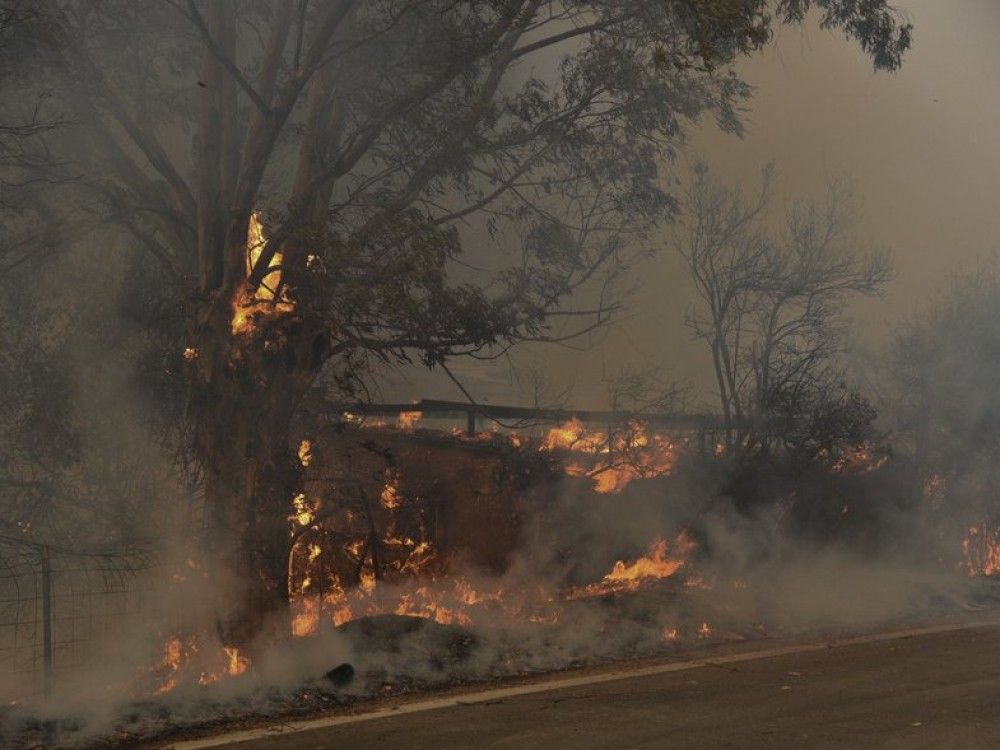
[0,0,910,649]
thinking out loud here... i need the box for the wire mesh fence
[0,537,154,704]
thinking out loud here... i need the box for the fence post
[40,545,53,698]
[466,409,476,435]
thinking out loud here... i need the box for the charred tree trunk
[190,294,328,651]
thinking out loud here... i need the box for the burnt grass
[7,579,1000,750]
[0,591,779,749]
[6,449,998,748]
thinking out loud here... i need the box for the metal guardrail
[327,399,723,435]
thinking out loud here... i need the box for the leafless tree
[675,163,891,458]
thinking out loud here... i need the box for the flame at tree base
[287,532,698,639]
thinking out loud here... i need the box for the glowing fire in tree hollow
[298,439,313,467]
[231,211,294,335]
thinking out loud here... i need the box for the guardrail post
[41,545,53,698]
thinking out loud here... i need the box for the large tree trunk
[189,295,327,651]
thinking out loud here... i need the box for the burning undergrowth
[4,416,1000,748]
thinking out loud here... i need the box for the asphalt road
[175,623,1000,750]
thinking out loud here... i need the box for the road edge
[166,620,992,749]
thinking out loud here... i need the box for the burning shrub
[285,422,562,635]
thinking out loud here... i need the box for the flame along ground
[148,559,252,696]
[286,529,699,638]
[149,412,1000,696]
[285,415,693,641]
[920,473,1000,578]
[282,416,1000,642]
[152,637,249,696]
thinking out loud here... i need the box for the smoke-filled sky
[386,0,1000,410]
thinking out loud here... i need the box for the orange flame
[289,493,318,528]
[830,442,888,474]
[398,411,423,430]
[540,417,606,452]
[151,636,251,693]
[541,418,678,493]
[231,211,294,335]
[298,439,313,467]
[564,532,696,599]
[603,536,692,585]
[962,525,1000,576]
[292,597,320,637]
[223,646,248,676]
[380,469,403,509]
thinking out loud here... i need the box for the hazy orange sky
[386,1,1000,410]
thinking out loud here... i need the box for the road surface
[172,622,1000,749]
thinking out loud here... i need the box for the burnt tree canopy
[0,0,910,646]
